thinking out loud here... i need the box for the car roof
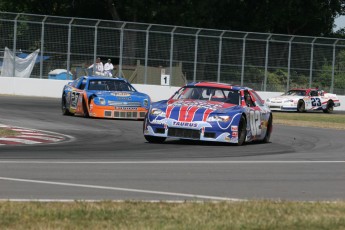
[186,81,251,91]
[289,88,320,91]
[80,76,128,82]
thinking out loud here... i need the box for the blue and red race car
[143,82,273,145]
[62,76,150,119]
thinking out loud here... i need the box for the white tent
[0,47,39,78]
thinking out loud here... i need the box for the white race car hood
[269,95,302,102]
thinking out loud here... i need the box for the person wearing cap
[88,57,104,76]
[104,59,114,77]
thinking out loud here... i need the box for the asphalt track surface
[0,95,344,202]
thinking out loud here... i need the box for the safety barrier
[0,77,344,110]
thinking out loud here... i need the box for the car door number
[70,91,80,109]
[311,98,321,106]
[249,110,261,136]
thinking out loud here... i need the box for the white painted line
[16,132,48,136]
[10,128,34,132]
[0,177,242,201]
[0,160,344,164]
[0,138,41,144]
[0,199,226,203]
[16,135,63,142]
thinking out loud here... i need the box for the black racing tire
[297,100,305,113]
[144,135,166,143]
[82,98,89,118]
[236,115,247,146]
[323,100,334,113]
[262,114,273,143]
[61,94,73,116]
[143,113,149,133]
[143,113,166,143]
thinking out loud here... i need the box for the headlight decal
[150,108,166,117]
[206,115,230,122]
[214,113,242,130]
[99,97,106,105]
[144,99,149,107]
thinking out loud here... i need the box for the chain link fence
[1,12,345,94]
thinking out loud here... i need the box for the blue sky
[334,15,345,31]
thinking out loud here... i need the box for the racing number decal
[249,110,261,136]
[70,91,80,109]
[311,98,321,106]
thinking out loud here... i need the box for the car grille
[168,128,200,139]
[108,101,142,107]
[104,111,146,119]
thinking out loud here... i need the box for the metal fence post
[169,26,177,85]
[144,24,152,84]
[39,16,47,79]
[331,39,339,93]
[217,31,226,83]
[309,38,317,88]
[118,22,126,77]
[264,34,272,91]
[67,18,75,77]
[92,20,101,74]
[240,33,249,86]
[12,14,20,77]
[193,29,201,82]
[286,36,295,91]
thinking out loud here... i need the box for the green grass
[273,112,345,130]
[0,128,19,137]
[0,201,345,229]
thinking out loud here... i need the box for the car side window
[251,91,264,106]
[310,91,318,97]
[79,79,87,90]
[244,90,255,107]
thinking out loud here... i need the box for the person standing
[88,57,104,75]
[104,59,114,77]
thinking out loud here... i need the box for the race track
[0,95,344,201]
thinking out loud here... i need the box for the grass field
[1,201,345,229]
[273,111,345,130]
[0,128,19,137]
[0,112,344,229]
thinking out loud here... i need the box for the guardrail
[0,77,344,111]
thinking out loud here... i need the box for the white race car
[266,88,341,113]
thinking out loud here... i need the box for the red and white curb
[0,124,73,146]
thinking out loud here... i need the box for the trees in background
[1,0,345,37]
[1,0,345,93]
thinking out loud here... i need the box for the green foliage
[1,0,345,36]
[267,69,288,92]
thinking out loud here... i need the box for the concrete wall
[1,77,344,110]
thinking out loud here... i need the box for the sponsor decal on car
[231,126,238,131]
[172,121,198,128]
[151,119,167,125]
[115,107,138,110]
[112,92,131,97]
[171,100,223,110]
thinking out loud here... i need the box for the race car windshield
[172,87,240,104]
[88,80,136,91]
[283,90,306,96]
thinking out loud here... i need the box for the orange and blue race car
[62,76,150,119]
[143,82,273,146]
